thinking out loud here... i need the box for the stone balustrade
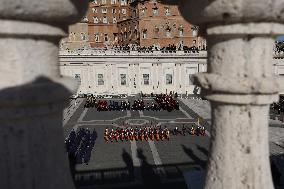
[0,0,283,189]
[177,0,284,188]
[0,0,89,189]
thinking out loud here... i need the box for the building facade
[117,0,204,48]
[59,50,207,95]
[60,22,90,50]
[60,0,206,50]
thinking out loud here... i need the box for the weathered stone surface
[0,0,89,189]
[179,0,284,25]
[175,0,284,188]
[0,0,89,23]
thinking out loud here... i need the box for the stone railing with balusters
[0,0,89,189]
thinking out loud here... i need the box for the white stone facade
[59,50,207,95]
[60,49,284,95]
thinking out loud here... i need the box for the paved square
[63,97,284,188]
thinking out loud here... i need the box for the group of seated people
[154,93,179,112]
[65,128,97,165]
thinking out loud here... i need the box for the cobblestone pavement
[63,97,284,189]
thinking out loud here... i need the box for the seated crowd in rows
[84,93,179,112]
[65,128,97,165]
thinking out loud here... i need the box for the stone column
[0,0,89,189]
[178,0,284,188]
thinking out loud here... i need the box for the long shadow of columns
[122,148,135,180]
[181,144,208,170]
[137,148,161,189]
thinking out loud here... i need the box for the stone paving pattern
[63,97,284,188]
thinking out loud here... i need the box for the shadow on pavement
[181,144,207,170]
[270,153,284,188]
[137,148,160,189]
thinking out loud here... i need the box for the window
[80,33,86,41]
[142,29,147,39]
[140,9,145,17]
[82,16,88,22]
[124,32,127,39]
[191,25,199,37]
[166,30,171,37]
[188,75,194,85]
[113,17,117,23]
[166,74,173,85]
[112,9,116,14]
[111,0,116,4]
[98,74,104,85]
[102,8,107,13]
[121,0,127,5]
[152,8,158,16]
[114,34,118,41]
[92,8,97,13]
[154,25,159,36]
[93,17,99,23]
[165,7,171,16]
[104,33,109,41]
[143,74,149,85]
[75,74,81,83]
[120,74,127,85]
[94,33,99,42]
[102,0,106,4]
[92,0,97,4]
[103,16,108,23]
[178,26,184,36]
[121,8,126,14]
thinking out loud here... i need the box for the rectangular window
[102,8,107,13]
[142,30,147,39]
[152,8,158,16]
[102,0,106,4]
[188,74,194,85]
[80,33,86,41]
[98,74,104,85]
[120,74,127,85]
[92,8,97,13]
[166,30,171,37]
[104,33,109,41]
[113,17,117,23]
[143,74,149,85]
[112,9,116,14]
[165,7,171,16]
[166,74,173,85]
[95,33,99,42]
[140,9,145,17]
[103,16,108,23]
[111,0,116,4]
[122,8,126,14]
[121,0,126,5]
[93,17,99,23]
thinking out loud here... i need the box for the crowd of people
[84,93,180,112]
[104,124,206,143]
[65,128,97,165]
[154,93,179,112]
[270,95,284,115]
[109,44,204,53]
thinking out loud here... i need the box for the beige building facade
[59,50,207,95]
